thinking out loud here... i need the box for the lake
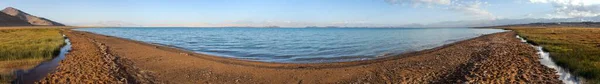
[76,27,505,63]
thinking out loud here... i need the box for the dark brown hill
[0,11,31,26]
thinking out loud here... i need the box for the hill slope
[1,7,64,26]
[0,11,31,26]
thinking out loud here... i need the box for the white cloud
[531,0,600,5]
[530,0,600,17]
[385,0,496,20]
[448,1,496,20]
[385,0,452,6]
[530,0,550,3]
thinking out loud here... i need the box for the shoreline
[74,30,471,68]
[40,29,562,83]
[69,29,506,68]
[69,28,501,66]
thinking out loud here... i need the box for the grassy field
[512,28,600,83]
[0,28,65,83]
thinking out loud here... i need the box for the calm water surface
[76,28,505,63]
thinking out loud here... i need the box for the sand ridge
[39,29,561,83]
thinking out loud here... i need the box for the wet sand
[39,29,561,83]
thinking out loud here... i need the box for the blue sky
[1,0,599,27]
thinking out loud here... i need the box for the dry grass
[511,28,600,83]
[0,58,46,72]
[0,58,46,83]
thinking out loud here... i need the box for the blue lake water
[76,27,505,63]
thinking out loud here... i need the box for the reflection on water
[12,35,71,84]
[516,35,580,84]
[77,27,504,63]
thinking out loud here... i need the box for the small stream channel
[516,35,581,84]
[12,35,71,84]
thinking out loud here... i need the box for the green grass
[0,28,65,83]
[0,29,65,61]
[512,28,600,83]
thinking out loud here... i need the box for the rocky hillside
[0,7,64,26]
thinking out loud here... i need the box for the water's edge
[12,34,72,84]
[75,28,505,63]
[516,35,581,84]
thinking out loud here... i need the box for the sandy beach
[37,29,561,83]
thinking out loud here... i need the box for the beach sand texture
[38,30,561,84]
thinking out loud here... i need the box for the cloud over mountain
[530,0,600,18]
[421,16,600,27]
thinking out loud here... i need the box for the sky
[1,0,600,27]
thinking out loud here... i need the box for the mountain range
[1,6,599,28]
[413,17,600,28]
[0,7,64,26]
